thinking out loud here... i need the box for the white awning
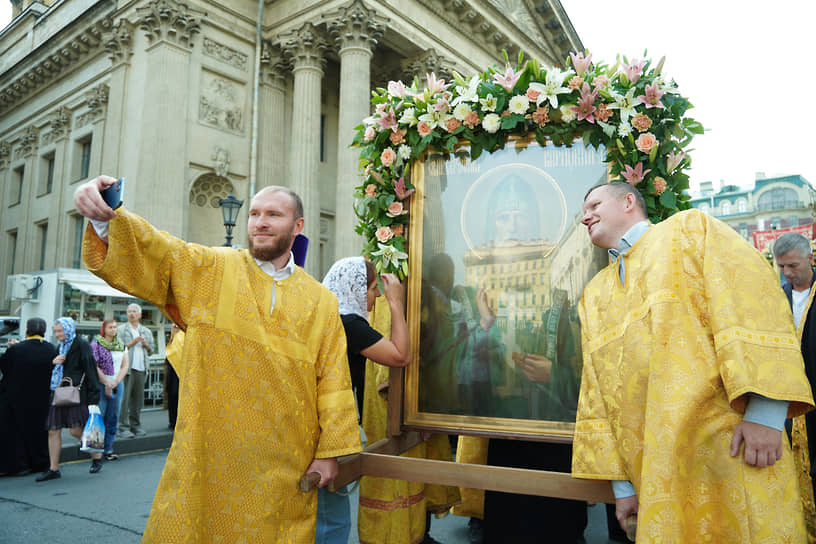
[64,279,133,299]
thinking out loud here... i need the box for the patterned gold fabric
[83,209,361,543]
[357,297,460,544]
[573,209,814,543]
[164,330,184,368]
[794,283,816,543]
[451,436,488,519]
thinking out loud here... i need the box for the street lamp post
[218,191,244,247]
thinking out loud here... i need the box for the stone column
[257,42,288,191]
[100,19,134,175]
[135,0,203,234]
[282,23,326,277]
[327,0,384,261]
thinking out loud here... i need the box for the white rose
[559,104,577,123]
[453,103,472,121]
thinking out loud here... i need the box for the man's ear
[294,216,305,235]
[623,192,637,213]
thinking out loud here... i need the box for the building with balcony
[688,173,815,241]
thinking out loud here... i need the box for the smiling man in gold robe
[573,182,814,543]
[74,175,361,543]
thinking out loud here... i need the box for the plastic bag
[80,405,105,453]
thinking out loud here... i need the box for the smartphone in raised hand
[101,177,125,210]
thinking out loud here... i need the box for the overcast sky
[2,1,814,191]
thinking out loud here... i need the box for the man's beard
[248,230,295,262]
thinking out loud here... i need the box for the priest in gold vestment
[574,182,814,543]
[75,176,362,543]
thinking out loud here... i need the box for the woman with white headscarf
[36,317,101,481]
[316,257,410,544]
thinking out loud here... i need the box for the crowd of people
[0,311,175,480]
[2,173,815,544]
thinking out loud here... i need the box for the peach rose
[363,126,376,141]
[380,147,397,167]
[653,176,667,195]
[389,129,406,145]
[365,184,377,198]
[631,113,652,132]
[417,121,432,137]
[386,201,407,218]
[445,117,461,132]
[526,87,541,103]
[592,75,610,88]
[568,76,584,90]
[635,132,657,154]
[375,226,394,243]
[391,224,405,237]
[463,111,480,129]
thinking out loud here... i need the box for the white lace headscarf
[322,256,369,321]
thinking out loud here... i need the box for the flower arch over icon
[353,52,703,278]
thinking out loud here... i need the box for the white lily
[608,87,642,124]
[418,110,450,129]
[451,75,481,107]
[529,67,573,109]
[479,93,498,112]
[372,243,408,270]
[399,107,418,127]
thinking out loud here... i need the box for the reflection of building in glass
[547,213,608,304]
[464,242,553,330]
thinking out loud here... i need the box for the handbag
[52,374,85,407]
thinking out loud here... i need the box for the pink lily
[426,72,450,94]
[569,52,593,77]
[493,66,522,92]
[394,177,415,200]
[666,150,686,172]
[433,95,451,113]
[570,95,597,123]
[375,108,398,132]
[638,83,665,109]
[578,81,598,103]
[623,59,646,84]
[621,162,651,186]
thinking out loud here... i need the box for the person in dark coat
[36,317,101,481]
[0,318,56,476]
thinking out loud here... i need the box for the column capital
[41,107,72,146]
[104,18,135,65]
[137,0,205,50]
[325,0,386,55]
[401,48,451,83]
[260,41,288,90]
[18,126,39,158]
[281,23,327,72]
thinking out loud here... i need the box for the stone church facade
[0,0,581,309]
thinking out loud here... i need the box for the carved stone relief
[212,146,231,178]
[202,37,248,71]
[199,71,245,133]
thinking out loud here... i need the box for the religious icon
[405,137,609,440]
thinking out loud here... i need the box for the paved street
[1,410,623,543]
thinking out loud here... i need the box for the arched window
[737,199,747,213]
[758,188,798,211]
[721,201,731,215]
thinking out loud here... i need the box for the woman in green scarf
[90,319,129,462]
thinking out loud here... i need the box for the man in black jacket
[773,232,816,533]
[0,318,57,476]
